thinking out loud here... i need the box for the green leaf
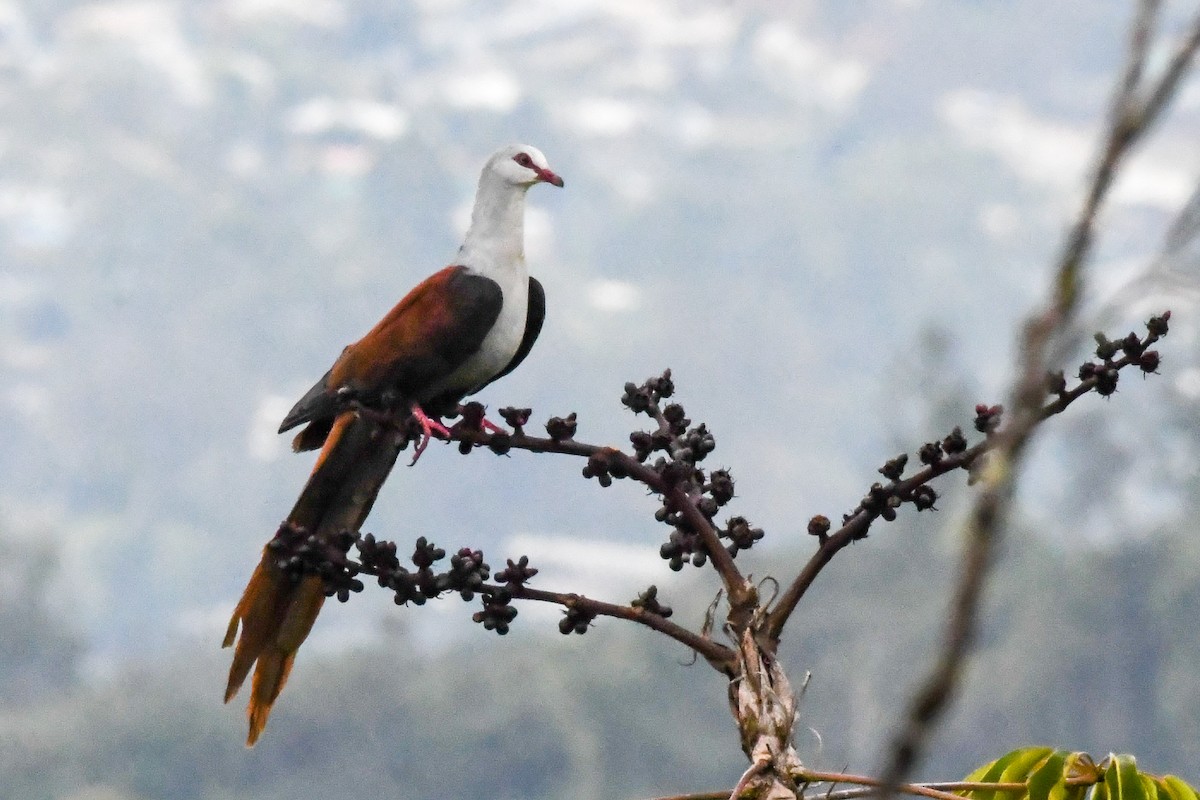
[1028,751,1067,800]
[1103,754,1149,800]
[1000,748,1057,783]
[964,749,1021,785]
[1158,776,1200,800]
[1141,776,1160,800]
[962,751,1017,800]
[961,747,1056,800]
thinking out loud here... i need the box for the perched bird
[223,144,563,746]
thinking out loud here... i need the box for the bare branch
[647,779,1031,800]
[764,321,1166,643]
[506,584,736,670]
[794,768,1004,800]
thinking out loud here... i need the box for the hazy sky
[0,0,1197,667]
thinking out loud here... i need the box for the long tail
[223,411,404,746]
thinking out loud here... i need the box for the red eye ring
[513,152,534,168]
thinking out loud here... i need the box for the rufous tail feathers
[223,412,404,746]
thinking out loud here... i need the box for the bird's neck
[457,179,529,274]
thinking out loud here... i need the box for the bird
[222,144,563,746]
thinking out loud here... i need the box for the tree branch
[505,583,736,670]
[764,322,1166,643]
[796,769,993,800]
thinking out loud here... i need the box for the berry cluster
[266,521,362,601]
[545,412,579,442]
[559,604,596,635]
[267,525,534,635]
[494,555,539,587]
[1049,311,1169,401]
[473,593,518,634]
[582,370,765,570]
[476,406,536,455]
[631,585,673,618]
[814,311,1171,542]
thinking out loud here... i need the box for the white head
[483,144,564,189]
[459,143,563,264]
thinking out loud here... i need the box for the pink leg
[409,404,452,465]
[481,417,507,434]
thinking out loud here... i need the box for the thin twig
[763,333,1161,643]
[506,584,736,669]
[811,782,1030,800]
[795,768,1012,800]
[647,780,1031,800]
[921,782,1028,792]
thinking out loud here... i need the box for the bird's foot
[408,405,452,465]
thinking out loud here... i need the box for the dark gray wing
[278,266,504,445]
[480,276,545,389]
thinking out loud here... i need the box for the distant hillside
[3,506,1199,798]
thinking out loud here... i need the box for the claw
[408,404,452,465]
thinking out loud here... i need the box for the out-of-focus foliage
[959,748,1199,800]
[3,506,1199,799]
[0,536,82,702]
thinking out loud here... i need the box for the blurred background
[2,1,1200,798]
